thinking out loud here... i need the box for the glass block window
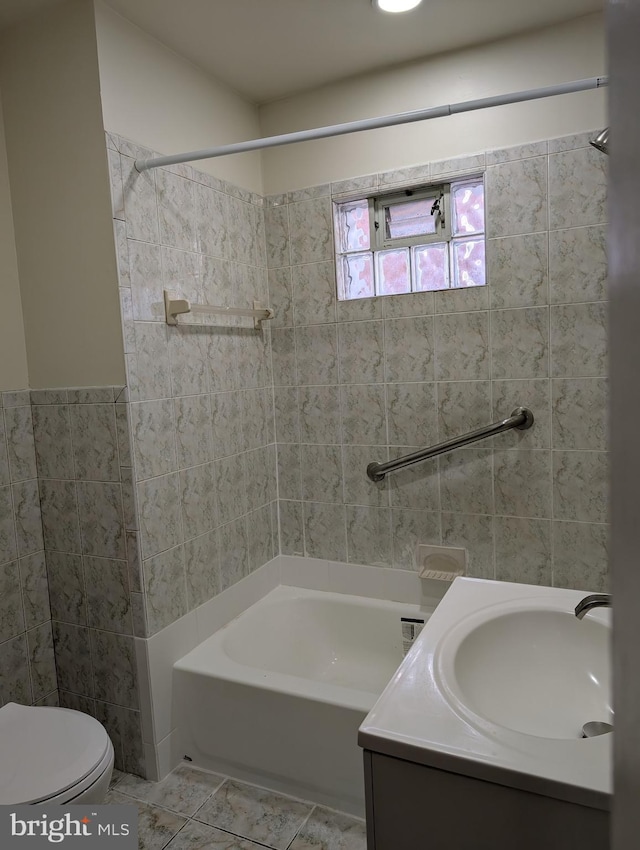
[334,175,485,300]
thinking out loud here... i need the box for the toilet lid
[0,703,111,805]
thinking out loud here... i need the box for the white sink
[435,599,612,740]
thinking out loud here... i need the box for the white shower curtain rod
[134,75,608,172]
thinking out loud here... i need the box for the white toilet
[0,702,114,805]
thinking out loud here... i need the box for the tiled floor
[106,763,367,850]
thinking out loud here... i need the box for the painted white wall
[0,0,125,388]
[94,1,263,195]
[259,14,606,194]
[0,89,28,392]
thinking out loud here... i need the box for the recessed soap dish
[417,544,466,582]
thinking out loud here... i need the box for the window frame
[374,185,452,250]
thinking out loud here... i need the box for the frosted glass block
[385,196,438,239]
[452,180,485,236]
[335,200,370,252]
[338,252,375,300]
[376,248,410,296]
[452,238,486,288]
[412,243,449,292]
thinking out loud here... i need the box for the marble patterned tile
[303,502,347,562]
[184,531,219,610]
[247,504,275,572]
[279,500,304,556]
[342,445,389,508]
[241,388,274,451]
[338,320,384,384]
[295,325,338,386]
[553,450,608,523]
[440,449,494,515]
[175,395,213,469]
[491,379,551,450]
[494,449,552,519]
[289,806,366,850]
[0,634,32,705]
[120,467,138,532]
[134,322,172,401]
[382,291,434,319]
[391,508,440,570]
[341,384,387,446]
[384,316,435,383]
[549,225,608,305]
[490,307,549,379]
[121,155,159,244]
[346,505,392,567]
[70,404,120,482]
[268,268,294,328]
[388,449,439,512]
[118,763,224,817]
[548,131,597,153]
[12,479,44,557]
[265,204,290,269]
[108,147,125,219]
[131,399,177,480]
[485,156,548,238]
[271,328,297,387]
[68,388,117,404]
[0,560,24,643]
[206,329,239,393]
[387,382,437,447]
[0,485,17,565]
[46,551,86,625]
[550,302,608,378]
[300,445,343,504]
[211,392,244,459]
[0,414,8,487]
[52,622,93,697]
[331,173,378,195]
[236,325,273,392]
[434,312,489,381]
[18,551,50,629]
[434,285,489,315]
[200,254,233,311]
[77,481,126,559]
[115,404,133,468]
[441,512,494,580]
[244,445,277,513]
[137,473,182,559]
[277,444,301,501]
[195,183,229,259]
[107,791,187,850]
[549,147,608,230]
[84,556,132,634]
[274,387,300,445]
[180,463,217,540]
[129,240,164,322]
[214,454,247,526]
[487,233,548,309]
[437,381,492,442]
[164,819,265,850]
[91,630,138,709]
[431,152,485,178]
[486,140,548,165]
[292,261,337,326]
[299,385,341,445]
[218,518,249,592]
[553,520,609,592]
[169,326,209,398]
[4,390,32,407]
[336,296,382,323]
[27,622,57,702]
[115,222,131,290]
[4,406,37,482]
[289,198,333,265]
[494,517,552,585]
[552,378,608,451]
[144,544,188,634]
[157,169,197,252]
[379,163,430,187]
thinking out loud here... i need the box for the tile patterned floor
[106,763,367,850]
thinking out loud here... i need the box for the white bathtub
[173,584,435,815]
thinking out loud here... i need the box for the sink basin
[434,600,612,739]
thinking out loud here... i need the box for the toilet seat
[0,703,113,805]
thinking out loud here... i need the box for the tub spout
[574,594,612,620]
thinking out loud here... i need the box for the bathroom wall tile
[553,451,608,523]
[491,379,551,450]
[274,387,300,445]
[84,556,132,634]
[292,261,337,326]
[431,153,485,178]
[120,467,138,532]
[58,691,94,715]
[121,155,159,244]
[486,140,548,165]
[130,593,146,638]
[548,130,596,153]
[279,500,304,556]
[144,544,187,634]
[277,444,301,501]
[199,254,233,311]
[77,482,126,560]
[211,392,244,459]
[47,551,86,625]
[245,445,277,513]
[442,512,495,580]
[346,505,392,567]
[550,302,607,377]
[131,400,177,480]
[184,531,219,610]
[552,378,608,451]
[4,390,32,407]
[0,561,24,643]
[115,404,132,468]
[68,388,116,404]
[0,486,17,565]
[137,473,182,559]
[337,296,382,323]
[4,406,37,482]
[129,240,164,322]
[108,147,125,219]
[341,384,387,446]
[549,147,608,230]
[268,268,294,328]
[0,634,32,706]
[295,325,338,386]
[289,198,333,265]
[91,630,139,709]
[52,622,93,698]
[0,415,9,487]
[379,163,430,188]
[549,225,607,304]
[27,622,57,702]
[125,530,143,593]
[174,395,212,469]
[236,325,273,391]
[391,509,440,571]
[303,502,347,562]
[494,517,552,585]
[299,385,341,445]
[168,327,209,398]
[247,504,275,572]
[490,307,549,379]
[440,449,494,515]
[214,454,246,525]
[194,183,229,259]
[116,706,146,776]
[382,291,434,319]
[332,173,378,195]
[156,170,197,252]
[134,323,172,401]
[387,382,437,447]
[494,449,551,519]
[290,185,330,202]
[19,551,50,629]
[180,463,216,540]
[218,518,249,591]
[265,204,290,269]
[435,312,490,381]
[434,285,489,315]
[553,520,609,592]
[485,156,548,238]
[70,404,119,482]
[488,233,548,309]
[301,444,342,504]
[384,316,435,383]
[388,450,439,512]
[342,445,389,507]
[338,321,384,384]
[271,328,296,387]
[241,388,275,451]
[206,329,239,393]
[12,479,44,556]
[437,381,491,442]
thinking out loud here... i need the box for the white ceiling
[0,0,603,104]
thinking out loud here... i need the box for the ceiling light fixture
[373,0,424,12]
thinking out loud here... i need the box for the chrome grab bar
[366,407,534,483]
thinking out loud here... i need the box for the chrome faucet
[575,594,612,620]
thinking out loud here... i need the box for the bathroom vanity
[359,578,611,850]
